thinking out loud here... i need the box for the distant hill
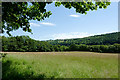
[2,32,120,53]
[46,32,120,46]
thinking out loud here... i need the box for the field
[2,52,118,79]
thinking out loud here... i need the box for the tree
[2,1,110,35]
[69,44,78,51]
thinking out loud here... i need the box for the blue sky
[3,2,118,41]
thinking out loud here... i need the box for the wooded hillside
[46,32,120,46]
[2,32,120,53]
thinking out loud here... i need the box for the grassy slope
[2,52,118,79]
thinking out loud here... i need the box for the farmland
[2,52,118,79]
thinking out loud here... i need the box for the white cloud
[70,15,80,18]
[52,31,118,40]
[30,22,56,27]
[96,31,118,35]
[40,22,55,26]
[110,0,120,2]
[52,32,92,40]
[30,23,40,27]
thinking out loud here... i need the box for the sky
[3,2,118,41]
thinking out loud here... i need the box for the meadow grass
[2,52,118,79]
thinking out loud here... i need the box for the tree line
[47,32,120,46]
[2,32,120,53]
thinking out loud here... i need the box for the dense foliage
[2,32,120,53]
[2,36,55,52]
[47,32,120,45]
[2,1,110,35]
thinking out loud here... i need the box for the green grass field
[2,52,118,79]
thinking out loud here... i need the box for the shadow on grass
[2,59,50,80]
[2,58,118,80]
